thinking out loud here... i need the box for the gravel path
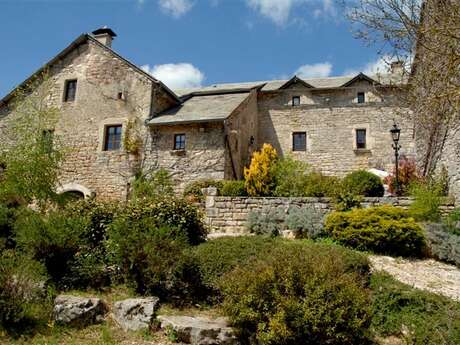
[369,255,460,301]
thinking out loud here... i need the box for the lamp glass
[390,125,401,143]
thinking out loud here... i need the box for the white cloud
[141,63,205,89]
[158,0,193,18]
[246,0,336,26]
[294,62,333,78]
[343,56,393,76]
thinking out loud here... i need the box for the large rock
[53,295,108,327]
[158,315,238,345]
[113,297,160,331]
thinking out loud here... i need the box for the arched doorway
[57,183,94,199]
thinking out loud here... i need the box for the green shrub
[219,242,371,345]
[371,272,460,345]
[424,223,460,267]
[443,208,460,236]
[183,179,223,202]
[246,207,285,236]
[304,172,342,197]
[0,203,20,250]
[333,191,363,211]
[409,183,442,222]
[285,206,323,239]
[0,250,49,326]
[221,180,247,197]
[131,168,174,200]
[190,236,276,293]
[14,208,90,289]
[324,205,426,257]
[244,143,278,197]
[342,170,384,197]
[272,157,310,197]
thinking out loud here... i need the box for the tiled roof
[148,92,250,125]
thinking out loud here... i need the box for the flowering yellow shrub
[244,144,278,196]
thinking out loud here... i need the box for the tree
[345,0,460,177]
[244,143,278,196]
[0,72,64,209]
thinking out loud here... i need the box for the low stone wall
[204,195,455,236]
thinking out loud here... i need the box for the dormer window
[357,92,365,104]
[292,96,300,106]
[64,79,77,102]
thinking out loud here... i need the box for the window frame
[103,125,123,151]
[357,92,365,104]
[292,131,307,152]
[64,79,78,102]
[174,133,186,151]
[292,96,301,106]
[355,128,367,149]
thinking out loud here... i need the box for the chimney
[92,27,117,48]
[390,60,404,74]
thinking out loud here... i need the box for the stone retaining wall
[204,194,455,236]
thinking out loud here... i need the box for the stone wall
[204,194,455,236]
[257,82,415,176]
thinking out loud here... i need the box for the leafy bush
[371,272,460,345]
[14,208,90,289]
[424,223,460,267]
[333,191,363,211]
[384,156,420,196]
[0,203,20,250]
[324,205,426,257]
[246,207,285,236]
[443,208,460,236]
[342,170,384,197]
[219,242,371,345]
[285,206,323,239]
[303,172,342,197]
[0,250,49,326]
[244,143,278,196]
[409,183,442,222]
[183,179,223,202]
[131,168,174,200]
[272,157,310,197]
[221,180,247,197]
[190,236,276,293]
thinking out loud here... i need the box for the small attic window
[292,96,300,106]
[357,92,365,104]
[64,79,77,102]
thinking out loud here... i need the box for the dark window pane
[104,125,122,151]
[174,134,186,150]
[356,129,366,149]
[357,92,365,104]
[292,132,306,151]
[64,80,77,102]
[292,96,300,106]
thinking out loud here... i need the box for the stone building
[0,28,414,200]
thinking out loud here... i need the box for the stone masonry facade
[0,28,424,201]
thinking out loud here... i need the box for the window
[292,96,300,106]
[357,92,365,104]
[104,125,122,151]
[42,129,54,153]
[356,129,367,149]
[292,132,306,151]
[64,79,77,102]
[174,133,186,150]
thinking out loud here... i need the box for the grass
[370,272,460,345]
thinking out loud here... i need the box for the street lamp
[390,122,401,195]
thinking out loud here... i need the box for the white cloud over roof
[141,63,205,89]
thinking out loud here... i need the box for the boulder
[53,295,108,327]
[113,297,160,331]
[158,315,238,345]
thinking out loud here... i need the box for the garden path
[369,255,460,301]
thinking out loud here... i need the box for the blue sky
[0,0,389,96]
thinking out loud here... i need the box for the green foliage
[0,202,20,250]
[303,172,342,197]
[285,206,323,239]
[424,223,460,267]
[443,208,460,236]
[220,180,247,197]
[333,191,363,211]
[131,168,174,200]
[409,182,442,222]
[272,156,310,197]
[183,179,223,202]
[384,156,420,196]
[246,207,285,237]
[190,236,276,293]
[371,272,460,345]
[244,143,278,197]
[324,205,426,257]
[0,73,64,209]
[219,242,371,345]
[0,250,49,326]
[342,170,384,197]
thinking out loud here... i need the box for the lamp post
[390,122,401,196]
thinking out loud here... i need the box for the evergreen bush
[244,143,278,196]
[246,207,285,236]
[424,223,460,267]
[221,180,247,197]
[342,170,384,197]
[285,206,324,239]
